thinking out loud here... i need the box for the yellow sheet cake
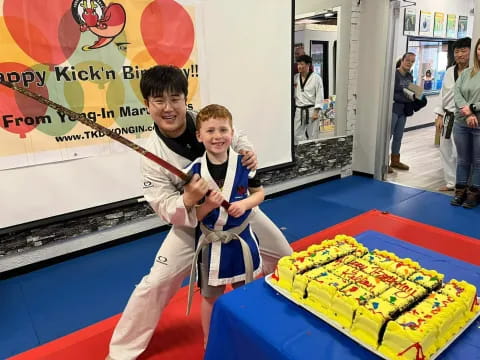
[269,235,479,360]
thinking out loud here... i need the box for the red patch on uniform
[237,186,247,195]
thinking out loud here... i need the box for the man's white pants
[439,130,457,189]
[108,208,292,360]
[294,108,319,144]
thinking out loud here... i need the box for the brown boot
[387,166,394,174]
[390,154,409,170]
[462,187,480,209]
[450,187,467,206]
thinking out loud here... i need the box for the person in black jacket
[390,52,416,173]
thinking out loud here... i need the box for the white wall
[395,0,474,128]
[295,26,337,97]
[199,0,292,169]
[353,0,391,174]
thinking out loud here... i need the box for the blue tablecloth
[205,231,480,360]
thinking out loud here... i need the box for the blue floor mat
[0,280,39,358]
[300,176,425,212]
[7,231,167,354]
[260,194,363,240]
[388,191,480,239]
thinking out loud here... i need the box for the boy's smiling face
[196,117,233,156]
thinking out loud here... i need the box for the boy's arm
[241,186,265,210]
[227,186,265,218]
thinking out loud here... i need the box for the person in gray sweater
[451,38,480,208]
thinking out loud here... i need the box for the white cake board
[265,274,480,360]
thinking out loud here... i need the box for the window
[406,37,452,95]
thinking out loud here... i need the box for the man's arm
[434,67,452,129]
[231,128,257,170]
[231,127,254,153]
[196,190,224,221]
[142,155,207,227]
[313,75,324,120]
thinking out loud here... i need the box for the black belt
[443,109,454,139]
[296,105,314,125]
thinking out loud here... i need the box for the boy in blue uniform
[186,104,264,347]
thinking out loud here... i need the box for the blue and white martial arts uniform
[186,149,262,286]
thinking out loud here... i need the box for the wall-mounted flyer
[403,8,417,36]
[458,15,468,38]
[446,14,457,38]
[433,12,445,38]
[419,11,434,37]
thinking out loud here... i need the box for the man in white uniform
[107,66,293,360]
[293,54,324,144]
[434,37,471,191]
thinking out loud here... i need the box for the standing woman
[390,52,416,172]
[452,38,480,208]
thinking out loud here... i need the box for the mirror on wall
[294,7,340,144]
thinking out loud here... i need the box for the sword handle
[205,189,231,210]
[183,171,231,210]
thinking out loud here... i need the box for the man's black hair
[297,54,313,65]
[140,65,188,100]
[453,37,471,50]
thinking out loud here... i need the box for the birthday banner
[0,0,202,170]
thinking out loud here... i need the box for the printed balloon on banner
[141,0,194,67]
[80,81,117,128]
[35,79,83,136]
[0,62,49,138]
[3,0,81,67]
[127,48,157,104]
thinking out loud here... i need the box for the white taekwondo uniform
[294,71,324,144]
[434,65,458,189]
[108,112,292,359]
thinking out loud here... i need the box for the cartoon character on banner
[71,0,126,51]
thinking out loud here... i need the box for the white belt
[186,215,254,315]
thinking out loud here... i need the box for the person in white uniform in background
[293,54,324,144]
[106,66,293,360]
[434,37,471,191]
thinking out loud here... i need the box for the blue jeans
[391,111,407,154]
[453,123,480,187]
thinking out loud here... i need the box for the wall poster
[458,15,468,38]
[419,11,434,37]
[446,14,457,38]
[403,8,417,36]
[433,12,445,38]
